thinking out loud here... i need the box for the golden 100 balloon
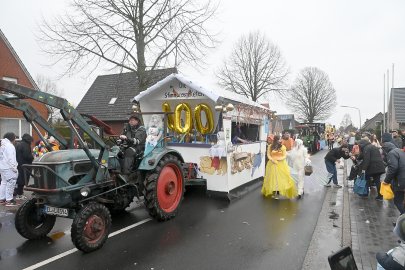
[162,102,175,130]
[161,102,214,135]
[174,103,193,133]
[194,103,214,135]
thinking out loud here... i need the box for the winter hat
[394,214,405,242]
[381,133,394,144]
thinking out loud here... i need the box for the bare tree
[216,31,289,102]
[340,113,352,129]
[39,0,218,90]
[36,75,64,123]
[287,67,336,122]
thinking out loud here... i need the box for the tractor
[0,79,185,252]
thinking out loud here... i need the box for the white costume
[288,139,310,196]
[0,138,18,201]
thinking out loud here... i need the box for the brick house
[77,68,176,134]
[0,29,49,143]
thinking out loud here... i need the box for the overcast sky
[1,0,405,127]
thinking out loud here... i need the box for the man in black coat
[324,145,350,188]
[15,134,34,200]
[119,113,147,175]
[383,142,405,214]
[358,139,386,200]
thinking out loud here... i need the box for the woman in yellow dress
[262,135,298,199]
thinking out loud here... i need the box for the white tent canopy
[133,73,271,111]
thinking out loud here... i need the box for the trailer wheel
[144,154,184,221]
[71,202,111,253]
[15,198,56,240]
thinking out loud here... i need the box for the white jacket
[0,138,18,172]
[290,147,310,171]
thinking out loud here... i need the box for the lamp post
[341,105,362,131]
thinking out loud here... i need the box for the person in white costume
[0,132,18,206]
[288,139,310,199]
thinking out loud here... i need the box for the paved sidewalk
[346,162,400,270]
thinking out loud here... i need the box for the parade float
[295,122,326,153]
[133,74,271,198]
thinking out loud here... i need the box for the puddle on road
[0,219,14,229]
[0,211,13,218]
[0,248,18,259]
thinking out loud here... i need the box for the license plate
[44,205,69,217]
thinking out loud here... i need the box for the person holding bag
[288,139,310,199]
[358,139,386,201]
[382,142,405,214]
[262,135,297,199]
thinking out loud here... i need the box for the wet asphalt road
[0,151,328,270]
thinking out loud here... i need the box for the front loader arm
[0,79,109,182]
[0,97,68,149]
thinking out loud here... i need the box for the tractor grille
[23,164,69,190]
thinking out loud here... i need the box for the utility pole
[387,69,390,132]
[383,74,386,133]
[390,63,395,131]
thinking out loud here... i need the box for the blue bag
[353,174,368,196]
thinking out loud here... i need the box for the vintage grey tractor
[0,79,186,252]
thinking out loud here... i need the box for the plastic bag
[353,174,368,196]
[380,183,394,200]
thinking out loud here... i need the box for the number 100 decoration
[162,102,214,134]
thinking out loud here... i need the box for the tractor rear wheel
[71,202,111,253]
[144,154,184,221]
[15,198,56,240]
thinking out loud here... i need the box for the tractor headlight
[80,187,91,197]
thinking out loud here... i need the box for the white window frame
[0,117,32,139]
[2,76,18,83]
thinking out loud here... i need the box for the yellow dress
[261,145,298,199]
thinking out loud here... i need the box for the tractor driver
[119,113,147,175]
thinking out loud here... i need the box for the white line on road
[108,218,151,237]
[22,218,152,270]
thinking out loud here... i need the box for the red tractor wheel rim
[157,164,183,213]
[83,215,106,244]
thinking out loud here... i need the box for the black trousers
[121,147,142,175]
[393,190,405,214]
[366,173,382,197]
[14,167,25,195]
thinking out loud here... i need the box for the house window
[1,77,18,95]
[2,76,18,83]
[108,97,118,105]
[0,118,32,139]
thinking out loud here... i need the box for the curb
[302,160,346,270]
[342,160,352,247]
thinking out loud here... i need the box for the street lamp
[341,105,362,131]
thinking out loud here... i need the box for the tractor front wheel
[15,198,56,240]
[71,202,111,253]
[144,155,184,221]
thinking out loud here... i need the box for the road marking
[22,218,152,270]
[109,218,152,237]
